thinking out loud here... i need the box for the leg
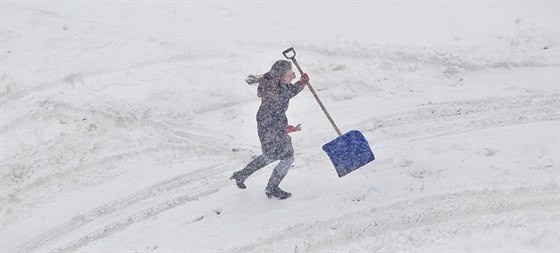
[230,154,274,189]
[265,156,295,199]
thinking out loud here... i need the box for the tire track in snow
[0,98,212,143]
[1,96,229,218]
[361,93,558,142]
[54,188,219,253]
[9,162,227,253]
[343,209,558,251]
[0,53,237,110]
[294,42,559,70]
[234,185,559,252]
[7,145,202,183]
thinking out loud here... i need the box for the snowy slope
[1,1,559,252]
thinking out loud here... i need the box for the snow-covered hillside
[1,1,559,252]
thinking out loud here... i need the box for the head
[268,60,296,84]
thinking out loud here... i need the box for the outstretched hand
[285,124,302,134]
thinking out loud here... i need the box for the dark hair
[263,60,292,80]
[246,60,292,85]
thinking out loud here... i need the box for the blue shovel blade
[322,130,375,177]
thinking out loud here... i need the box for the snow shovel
[282,47,375,177]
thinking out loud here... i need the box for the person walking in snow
[230,59,309,200]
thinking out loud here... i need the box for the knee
[282,156,295,168]
[286,156,295,164]
[276,156,295,175]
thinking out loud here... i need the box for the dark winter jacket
[256,77,305,160]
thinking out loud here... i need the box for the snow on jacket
[256,76,305,160]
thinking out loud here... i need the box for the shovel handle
[282,47,342,136]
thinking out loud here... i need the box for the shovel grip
[282,47,305,76]
[282,47,296,59]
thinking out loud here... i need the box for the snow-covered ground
[1,1,559,252]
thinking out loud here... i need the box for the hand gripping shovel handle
[283,47,342,136]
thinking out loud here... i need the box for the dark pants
[237,154,295,188]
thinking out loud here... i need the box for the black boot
[265,168,291,200]
[230,155,273,189]
[229,171,247,189]
[265,186,292,199]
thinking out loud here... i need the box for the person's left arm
[287,73,310,98]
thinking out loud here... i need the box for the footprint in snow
[394,159,413,167]
[411,170,431,179]
[146,245,158,251]
[476,148,497,157]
